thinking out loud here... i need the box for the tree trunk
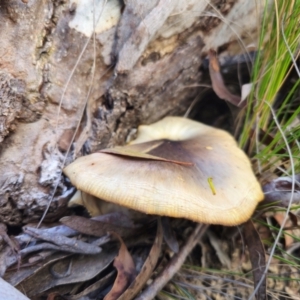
[0,0,266,225]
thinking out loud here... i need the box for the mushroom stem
[136,223,209,300]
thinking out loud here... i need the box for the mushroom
[64,116,264,226]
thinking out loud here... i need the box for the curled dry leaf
[117,219,163,300]
[104,233,136,300]
[64,116,263,226]
[262,174,300,206]
[208,49,245,107]
[102,146,193,165]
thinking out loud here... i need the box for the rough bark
[0,0,266,225]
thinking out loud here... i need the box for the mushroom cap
[64,117,264,226]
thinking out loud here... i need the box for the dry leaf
[118,220,163,300]
[243,220,266,300]
[208,49,244,107]
[14,250,117,298]
[102,146,193,166]
[60,215,141,238]
[104,233,136,300]
[273,212,294,249]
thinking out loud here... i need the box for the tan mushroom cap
[64,117,264,226]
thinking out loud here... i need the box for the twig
[136,223,208,300]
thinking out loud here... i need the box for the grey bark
[0,0,266,225]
